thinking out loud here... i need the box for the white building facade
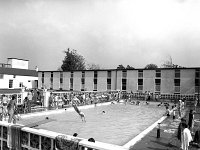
[0,58,38,91]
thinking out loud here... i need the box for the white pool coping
[123,115,167,149]
[20,102,111,119]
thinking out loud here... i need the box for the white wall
[7,58,29,69]
[0,74,38,89]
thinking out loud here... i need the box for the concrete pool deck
[130,106,200,150]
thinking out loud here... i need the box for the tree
[126,65,135,69]
[61,48,86,71]
[161,55,185,68]
[87,63,101,70]
[117,64,125,70]
[144,64,158,69]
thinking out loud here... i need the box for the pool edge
[123,115,167,149]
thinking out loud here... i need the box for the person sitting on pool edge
[164,106,171,117]
[88,138,95,150]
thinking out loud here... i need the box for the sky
[0,0,200,71]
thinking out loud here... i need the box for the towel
[55,135,81,150]
[7,124,23,150]
[7,124,12,149]
[182,128,193,150]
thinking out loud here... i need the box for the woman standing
[7,95,18,124]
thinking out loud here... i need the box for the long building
[38,68,200,97]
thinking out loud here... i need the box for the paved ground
[130,105,200,150]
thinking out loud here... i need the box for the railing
[3,93,23,105]
[0,121,127,150]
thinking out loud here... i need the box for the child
[172,106,176,120]
[164,106,171,117]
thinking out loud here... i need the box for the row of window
[41,69,200,92]
[42,69,195,81]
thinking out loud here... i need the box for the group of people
[0,94,19,124]
[162,98,199,150]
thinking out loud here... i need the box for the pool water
[19,102,165,145]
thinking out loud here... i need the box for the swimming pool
[18,102,165,146]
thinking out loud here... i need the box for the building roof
[38,67,200,73]
[0,67,38,77]
[7,58,29,61]
[0,88,22,94]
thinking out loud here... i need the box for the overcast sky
[0,0,200,70]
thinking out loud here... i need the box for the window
[175,69,180,78]
[122,79,126,90]
[138,79,143,85]
[94,71,98,78]
[107,79,111,90]
[50,72,53,82]
[155,79,161,91]
[60,72,63,84]
[174,79,180,86]
[9,80,13,88]
[174,79,180,93]
[122,70,127,78]
[155,79,161,85]
[81,78,85,91]
[195,69,200,78]
[94,78,97,91]
[19,82,23,87]
[42,72,44,83]
[195,79,199,86]
[138,70,143,78]
[107,71,111,78]
[70,78,73,90]
[81,78,85,84]
[138,79,143,91]
[42,72,44,78]
[155,70,161,78]
[94,78,97,84]
[82,71,85,78]
[0,74,4,79]
[71,72,74,78]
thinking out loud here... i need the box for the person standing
[188,110,194,133]
[178,100,182,119]
[182,123,193,150]
[194,97,198,112]
[7,95,18,124]
[2,94,8,121]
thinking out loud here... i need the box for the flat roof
[0,67,38,77]
[7,58,29,61]
[0,88,22,94]
[38,67,200,72]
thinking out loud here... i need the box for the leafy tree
[144,64,158,69]
[87,63,101,70]
[61,48,86,71]
[117,64,125,70]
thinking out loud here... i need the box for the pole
[157,123,161,138]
